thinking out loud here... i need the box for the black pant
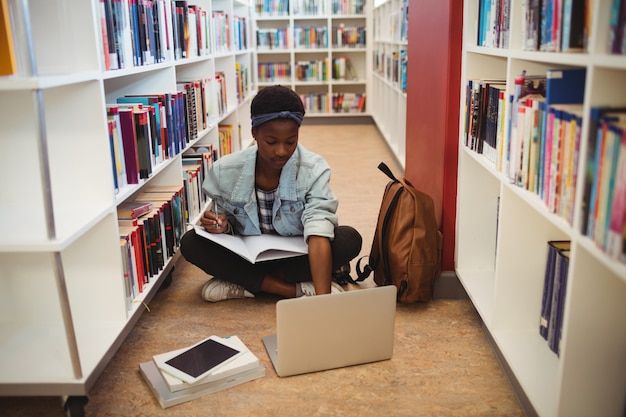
[179,226,362,292]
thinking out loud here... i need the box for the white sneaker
[201,279,254,302]
[297,281,344,297]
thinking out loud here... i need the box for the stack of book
[140,335,265,408]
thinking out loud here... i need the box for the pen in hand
[200,204,223,233]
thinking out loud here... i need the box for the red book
[118,107,140,184]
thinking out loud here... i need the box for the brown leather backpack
[353,162,443,302]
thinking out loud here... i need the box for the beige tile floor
[0,121,524,417]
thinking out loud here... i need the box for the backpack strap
[378,162,397,182]
[352,162,401,285]
[354,255,372,282]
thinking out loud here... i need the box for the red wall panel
[404,0,463,271]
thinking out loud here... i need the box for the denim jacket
[202,144,338,241]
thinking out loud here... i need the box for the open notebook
[263,285,397,377]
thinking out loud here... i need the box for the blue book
[545,68,586,107]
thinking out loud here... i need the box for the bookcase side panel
[558,246,626,417]
[0,90,47,244]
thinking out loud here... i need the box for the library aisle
[0,123,523,417]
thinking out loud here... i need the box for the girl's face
[253,119,300,171]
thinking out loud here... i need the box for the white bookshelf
[253,0,370,116]
[369,0,407,168]
[0,0,254,413]
[456,1,626,417]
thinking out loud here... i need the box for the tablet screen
[165,338,241,378]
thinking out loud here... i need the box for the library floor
[0,122,524,417]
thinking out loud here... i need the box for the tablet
[154,336,244,384]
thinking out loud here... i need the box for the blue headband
[251,111,304,128]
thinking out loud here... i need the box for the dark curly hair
[250,85,305,117]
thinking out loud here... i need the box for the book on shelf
[477,0,511,48]
[141,335,265,408]
[507,73,544,180]
[117,95,167,163]
[581,109,626,245]
[543,104,584,219]
[560,0,586,52]
[588,118,626,253]
[117,201,154,219]
[119,224,147,297]
[136,207,166,277]
[609,0,626,54]
[119,236,135,310]
[536,0,587,52]
[464,78,506,159]
[607,121,626,261]
[107,106,128,194]
[193,224,309,263]
[539,240,571,356]
[544,68,586,108]
[0,0,17,75]
[134,189,187,260]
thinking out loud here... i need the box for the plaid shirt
[256,186,277,234]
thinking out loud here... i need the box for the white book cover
[140,360,265,409]
[157,335,261,392]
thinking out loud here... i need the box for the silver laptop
[262,285,397,377]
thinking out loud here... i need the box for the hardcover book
[141,335,265,408]
[140,361,265,409]
[539,240,571,348]
[155,336,261,392]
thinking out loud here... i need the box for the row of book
[234,62,250,104]
[464,68,626,264]
[99,0,207,71]
[478,0,589,52]
[523,0,588,52]
[373,49,407,92]
[464,69,585,221]
[98,0,250,72]
[539,240,570,356]
[261,57,359,82]
[257,61,291,82]
[254,0,366,16]
[211,10,230,54]
[295,59,329,82]
[117,134,236,311]
[388,0,409,43]
[181,144,215,224]
[299,91,365,113]
[182,127,237,209]
[256,29,290,50]
[255,0,289,16]
[330,0,366,15]
[141,335,264,408]
[293,26,330,49]
[232,16,249,51]
[118,185,187,309]
[255,24,366,49]
[333,24,366,48]
[107,74,228,194]
[580,107,626,262]
[477,0,511,49]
